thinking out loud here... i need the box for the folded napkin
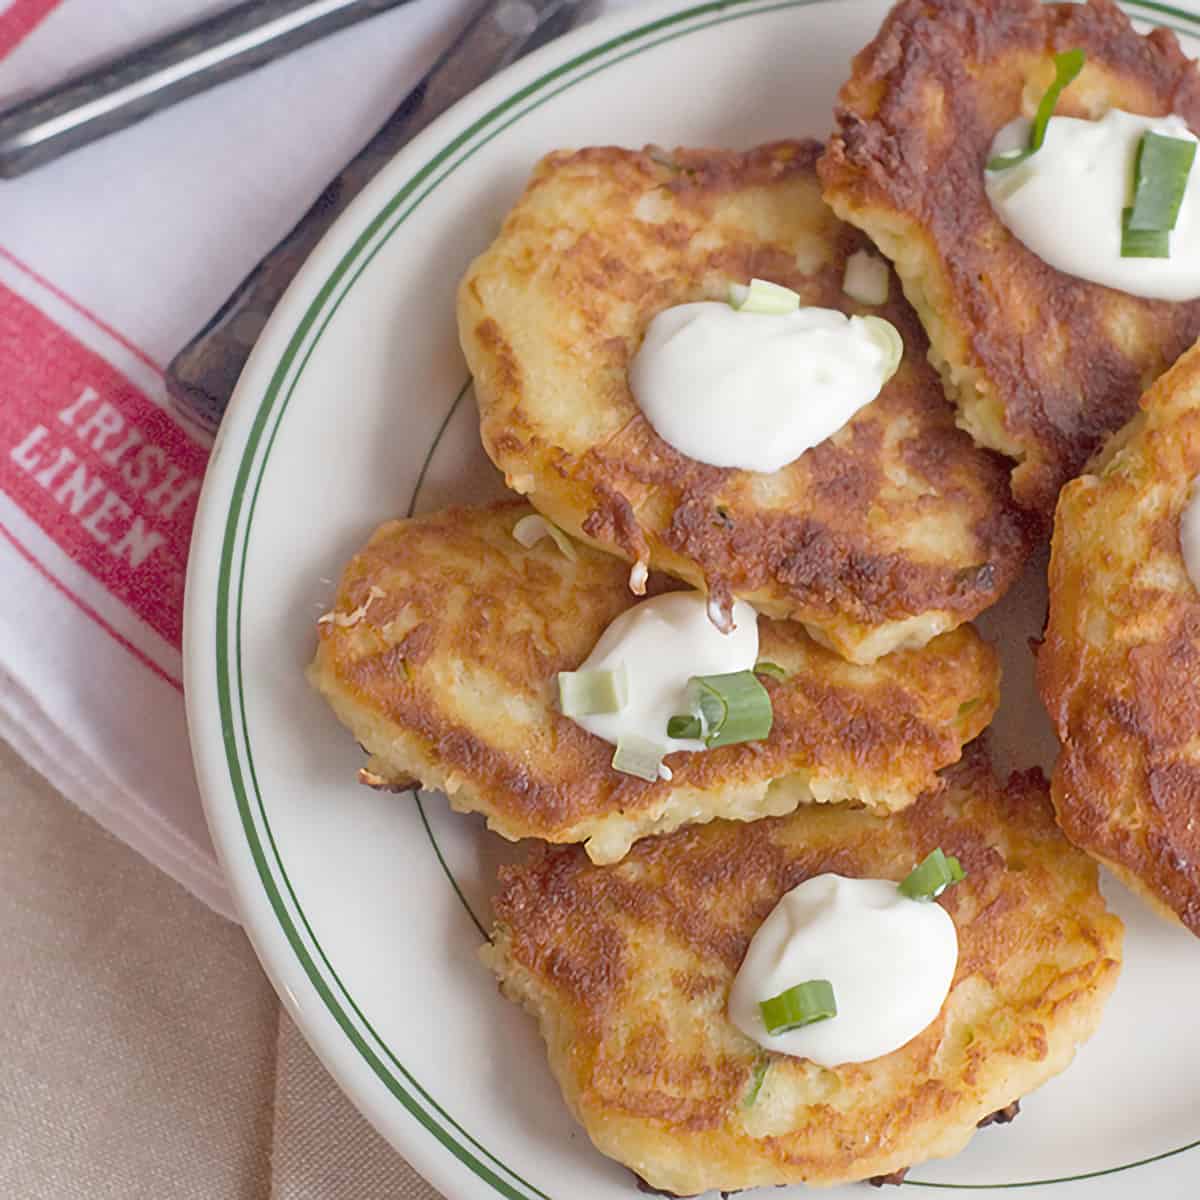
[0,0,578,920]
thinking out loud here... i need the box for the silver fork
[0,0,422,177]
[163,0,592,431]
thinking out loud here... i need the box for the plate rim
[183,0,1200,1195]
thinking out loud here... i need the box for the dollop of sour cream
[728,875,958,1067]
[629,303,901,473]
[571,591,758,753]
[1180,476,1200,591]
[986,109,1200,301]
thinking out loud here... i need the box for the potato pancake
[484,747,1122,1193]
[819,0,1200,513]
[308,501,998,863]
[1039,339,1200,935]
[458,141,1033,663]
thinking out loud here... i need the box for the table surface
[0,737,444,1200]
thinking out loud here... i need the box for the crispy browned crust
[308,501,999,862]
[484,748,1123,1192]
[459,141,1034,662]
[1038,339,1200,935]
[640,1101,1021,1193]
[819,0,1200,514]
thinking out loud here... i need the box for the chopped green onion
[898,848,967,901]
[759,980,837,1035]
[754,661,787,681]
[611,735,666,782]
[842,250,890,305]
[512,513,576,561]
[728,278,801,314]
[693,682,727,735]
[558,666,628,716]
[687,670,773,749]
[1127,132,1196,233]
[857,315,904,383]
[1121,132,1196,258]
[666,714,703,739]
[987,48,1086,171]
[1121,207,1170,258]
[743,1059,770,1108]
[956,697,981,719]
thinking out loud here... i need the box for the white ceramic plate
[185,2,1200,1196]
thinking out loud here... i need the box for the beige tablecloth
[0,737,443,1199]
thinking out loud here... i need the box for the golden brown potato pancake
[458,141,1033,663]
[819,0,1200,514]
[484,747,1122,1193]
[1039,339,1200,935]
[308,501,999,863]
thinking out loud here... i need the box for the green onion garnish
[759,980,837,1035]
[693,681,727,735]
[956,697,981,719]
[611,735,666,782]
[687,670,773,748]
[754,661,787,680]
[1127,132,1196,233]
[898,848,967,901]
[512,513,576,560]
[857,315,904,382]
[743,1058,770,1108]
[1121,132,1196,258]
[1121,207,1170,258]
[842,249,890,306]
[728,278,800,314]
[987,48,1086,171]
[666,714,703,739]
[558,666,628,716]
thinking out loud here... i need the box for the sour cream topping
[629,303,901,473]
[1180,476,1200,592]
[570,591,758,752]
[986,109,1200,301]
[728,874,958,1067]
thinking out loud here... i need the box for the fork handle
[166,0,568,432]
[0,1,420,179]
